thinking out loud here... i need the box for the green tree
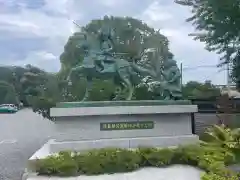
[0,65,50,106]
[0,81,19,104]
[0,66,31,105]
[58,16,173,101]
[0,64,64,116]
[22,66,63,119]
[182,80,221,99]
[175,0,240,89]
[60,16,171,71]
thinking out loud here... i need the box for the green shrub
[171,144,201,166]
[203,125,240,150]
[36,145,236,179]
[35,125,240,179]
[199,142,235,166]
[137,147,158,166]
[36,151,78,176]
[74,148,141,175]
[201,172,238,180]
[138,147,174,167]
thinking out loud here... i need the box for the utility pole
[227,62,231,95]
[226,48,232,95]
[180,63,183,90]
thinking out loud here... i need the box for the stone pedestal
[49,100,198,152]
[28,100,198,172]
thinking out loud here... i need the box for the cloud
[0,0,226,84]
[0,0,81,72]
[0,8,74,38]
[138,0,225,84]
[141,1,173,22]
[98,0,122,7]
[2,51,60,72]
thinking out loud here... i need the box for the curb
[21,169,38,180]
[21,169,29,180]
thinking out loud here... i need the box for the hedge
[35,143,238,180]
[35,125,240,180]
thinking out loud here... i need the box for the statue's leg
[125,79,134,100]
[67,66,82,81]
[119,71,133,100]
[113,82,124,100]
[163,90,171,100]
[81,77,92,102]
[111,76,122,100]
[67,69,73,81]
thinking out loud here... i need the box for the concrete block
[50,105,198,117]
[92,138,130,149]
[50,138,130,153]
[50,140,95,153]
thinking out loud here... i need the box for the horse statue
[66,29,142,101]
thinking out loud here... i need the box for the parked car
[0,104,18,113]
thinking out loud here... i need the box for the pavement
[0,109,54,180]
[26,166,202,180]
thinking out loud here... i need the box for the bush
[171,144,201,166]
[202,125,240,150]
[35,125,240,179]
[36,144,235,178]
[201,172,238,180]
[138,147,174,167]
[36,151,78,176]
[74,148,141,175]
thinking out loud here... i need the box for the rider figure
[96,28,115,71]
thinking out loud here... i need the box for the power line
[182,65,217,71]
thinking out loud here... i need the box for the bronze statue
[67,27,182,101]
[160,59,182,100]
[67,29,140,101]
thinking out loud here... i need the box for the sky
[0,0,227,84]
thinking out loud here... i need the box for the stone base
[26,101,199,178]
[50,135,199,153]
[27,135,199,172]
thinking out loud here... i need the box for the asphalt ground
[0,109,54,180]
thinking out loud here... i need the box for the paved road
[0,109,54,180]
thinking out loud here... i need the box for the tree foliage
[58,16,173,101]
[0,80,19,104]
[23,68,63,119]
[182,80,221,98]
[0,65,57,110]
[175,0,240,88]
[59,16,172,75]
[0,65,41,105]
